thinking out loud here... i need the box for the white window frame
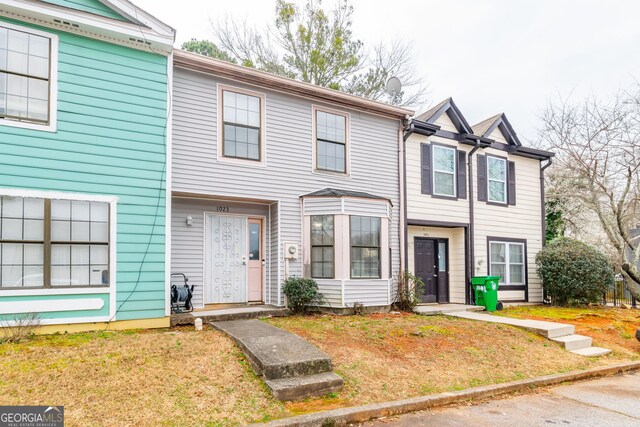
[0,188,117,325]
[0,21,58,133]
[312,105,350,177]
[487,156,507,203]
[216,83,266,167]
[489,241,525,286]
[432,144,457,197]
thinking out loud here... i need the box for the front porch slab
[414,304,485,316]
[170,304,288,326]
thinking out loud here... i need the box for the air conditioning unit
[284,242,299,260]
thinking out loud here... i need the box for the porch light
[186,215,193,226]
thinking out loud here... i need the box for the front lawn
[496,305,640,357]
[0,328,286,426]
[265,313,628,414]
[1,311,634,425]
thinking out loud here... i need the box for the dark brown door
[415,238,437,303]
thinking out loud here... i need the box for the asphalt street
[365,371,640,427]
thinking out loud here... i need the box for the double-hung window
[222,90,262,161]
[350,216,381,279]
[316,110,347,173]
[0,195,110,289]
[487,156,507,203]
[0,24,55,127]
[489,241,525,286]
[432,145,456,197]
[310,215,334,279]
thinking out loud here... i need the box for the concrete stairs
[211,319,343,401]
[447,311,611,357]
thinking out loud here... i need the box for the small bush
[393,271,425,312]
[536,238,615,306]
[0,312,41,343]
[283,277,323,314]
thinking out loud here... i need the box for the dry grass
[265,313,630,414]
[497,305,640,357]
[0,328,285,426]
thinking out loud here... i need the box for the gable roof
[472,113,522,147]
[414,97,473,135]
[1,0,175,53]
[173,50,414,120]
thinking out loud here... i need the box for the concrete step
[550,334,592,351]
[212,319,333,380]
[171,305,288,326]
[570,347,612,357]
[266,371,344,401]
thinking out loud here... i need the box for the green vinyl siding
[0,17,168,322]
[40,0,129,21]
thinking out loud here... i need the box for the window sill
[217,155,266,168]
[486,200,508,207]
[313,169,350,179]
[432,193,458,201]
[0,118,57,133]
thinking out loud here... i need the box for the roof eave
[174,50,413,120]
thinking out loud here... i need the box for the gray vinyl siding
[172,67,401,306]
[344,280,389,306]
[316,279,342,307]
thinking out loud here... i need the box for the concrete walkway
[365,371,640,426]
[211,319,342,401]
[448,311,610,356]
[414,304,484,316]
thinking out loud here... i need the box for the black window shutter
[477,154,487,202]
[457,150,467,199]
[507,160,516,205]
[421,144,432,195]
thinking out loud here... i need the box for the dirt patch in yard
[0,328,285,426]
[265,313,628,414]
[497,306,640,357]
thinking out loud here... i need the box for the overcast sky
[133,0,640,143]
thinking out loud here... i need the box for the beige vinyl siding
[406,134,470,224]
[473,145,543,302]
[171,67,401,307]
[408,226,466,304]
[488,127,508,145]
[434,112,458,133]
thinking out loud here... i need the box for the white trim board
[0,298,104,314]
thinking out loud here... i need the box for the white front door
[205,214,247,304]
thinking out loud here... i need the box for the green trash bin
[471,276,501,312]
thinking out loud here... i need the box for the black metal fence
[604,277,637,307]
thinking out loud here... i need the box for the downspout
[467,140,481,305]
[402,121,415,273]
[540,158,553,247]
[540,158,552,304]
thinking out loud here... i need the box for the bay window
[310,215,334,279]
[350,216,381,279]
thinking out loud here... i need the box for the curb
[254,361,640,427]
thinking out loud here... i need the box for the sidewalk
[365,371,640,426]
